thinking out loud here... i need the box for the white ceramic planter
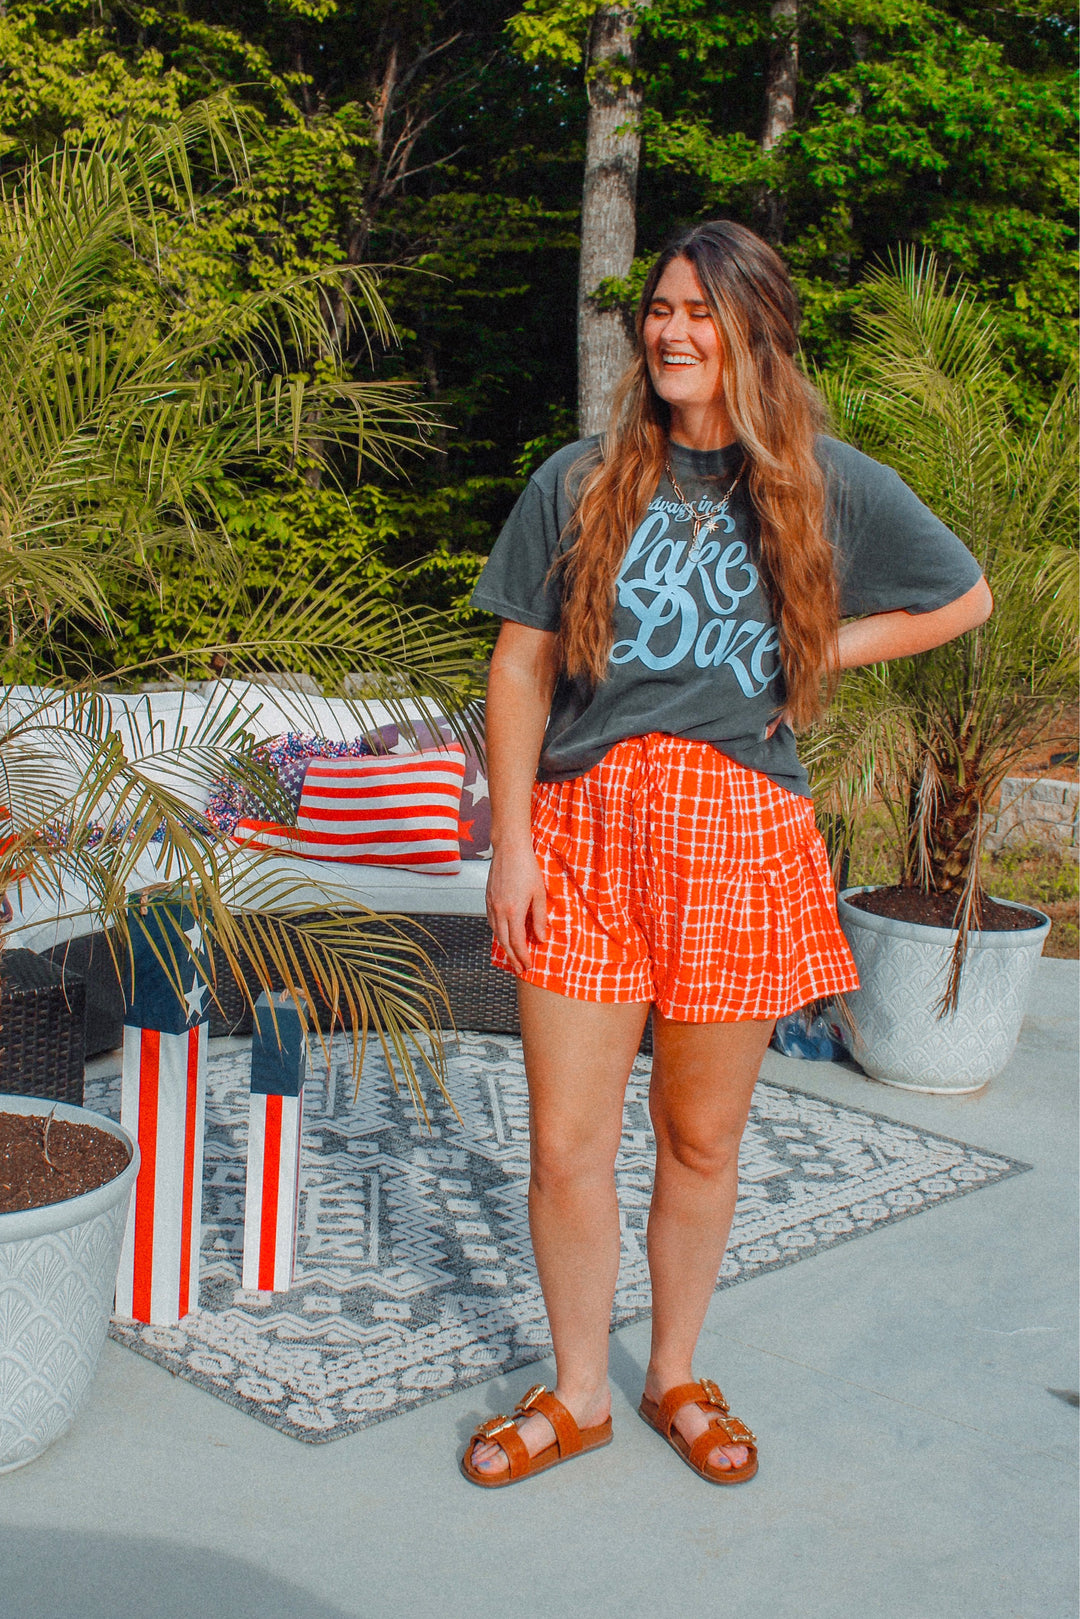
[838,888,1051,1094]
[0,1096,138,1472]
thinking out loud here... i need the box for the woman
[462,220,992,1488]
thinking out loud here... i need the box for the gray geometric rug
[85,1034,1028,1445]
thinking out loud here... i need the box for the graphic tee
[470,436,983,797]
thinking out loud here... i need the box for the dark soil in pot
[0,1113,131,1214]
[846,885,1045,932]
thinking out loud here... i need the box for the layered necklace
[664,457,745,561]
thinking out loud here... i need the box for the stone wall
[985,777,1080,858]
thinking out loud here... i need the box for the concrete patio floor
[0,959,1076,1619]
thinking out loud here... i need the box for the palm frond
[0,694,464,1111]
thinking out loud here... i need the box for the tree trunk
[755,0,799,244]
[577,5,642,438]
[832,25,869,282]
[901,740,992,901]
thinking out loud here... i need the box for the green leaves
[506,0,600,67]
[0,109,444,671]
[1,0,1074,493]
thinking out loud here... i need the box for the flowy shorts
[491,732,859,1023]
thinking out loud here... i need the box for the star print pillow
[368,711,490,859]
[205,733,373,837]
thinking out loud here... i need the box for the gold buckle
[716,1415,757,1447]
[515,1383,547,1413]
[476,1414,516,1440]
[699,1378,730,1413]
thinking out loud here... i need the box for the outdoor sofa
[1,680,520,1063]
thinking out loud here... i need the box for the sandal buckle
[476,1415,516,1440]
[717,1415,757,1446]
[515,1384,547,1413]
[699,1378,730,1413]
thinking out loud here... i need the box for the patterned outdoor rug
[86,1034,1027,1444]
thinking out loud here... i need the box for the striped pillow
[232,746,467,873]
[369,712,490,859]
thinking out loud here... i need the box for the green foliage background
[0,0,1074,672]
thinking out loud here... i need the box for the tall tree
[577,5,643,434]
[755,0,799,243]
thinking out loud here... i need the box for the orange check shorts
[491,733,859,1023]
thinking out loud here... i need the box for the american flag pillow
[369,712,490,859]
[232,745,467,873]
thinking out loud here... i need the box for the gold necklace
[664,458,745,559]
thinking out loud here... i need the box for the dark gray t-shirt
[471,435,982,797]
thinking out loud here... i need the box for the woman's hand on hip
[486,842,548,974]
[764,707,792,739]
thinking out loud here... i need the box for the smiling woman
[556,224,848,732]
[643,257,732,446]
[460,219,993,1491]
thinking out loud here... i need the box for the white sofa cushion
[222,850,489,918]
[0,686,215,816]
[5,840,489,956]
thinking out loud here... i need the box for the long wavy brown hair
[558,219,838,727]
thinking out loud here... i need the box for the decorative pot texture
[837,888,1051,1094]
[0,1096,139,1472]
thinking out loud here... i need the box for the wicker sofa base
[206,913,522,1040]
[35,913,533,1052]
[34,904,704,1061]
[0,948,87,1106]
[45,930,127,1060]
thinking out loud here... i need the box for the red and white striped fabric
[232,745,467,873]
[242,1091,304,1293]
[115,1023,207,1324]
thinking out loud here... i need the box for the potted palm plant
[0,106,478,1467]
[809,253,1077,1093]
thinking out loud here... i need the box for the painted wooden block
[115,903,209,1324]
[242,990,307,1293]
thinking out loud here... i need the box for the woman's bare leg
[643,1013,775,1470]
[467,981,649,1476]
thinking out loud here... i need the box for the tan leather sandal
[639,1377,758,1485]
[460,1384,613,1488]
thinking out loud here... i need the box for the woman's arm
[766,577,993,736]
[485,620,560,973]
[836,576,993,670]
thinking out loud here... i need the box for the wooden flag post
[242,990,307,1292]
[115,900,210,1325]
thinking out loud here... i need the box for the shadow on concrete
[0,1526,357,1619]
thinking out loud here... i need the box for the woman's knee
[529,1117,619,1196]
[650,1106,741,1180]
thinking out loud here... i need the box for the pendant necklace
[665,458,745,560]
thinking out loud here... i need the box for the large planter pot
[838,888,1051,1095]
[0,1096,139,1472]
